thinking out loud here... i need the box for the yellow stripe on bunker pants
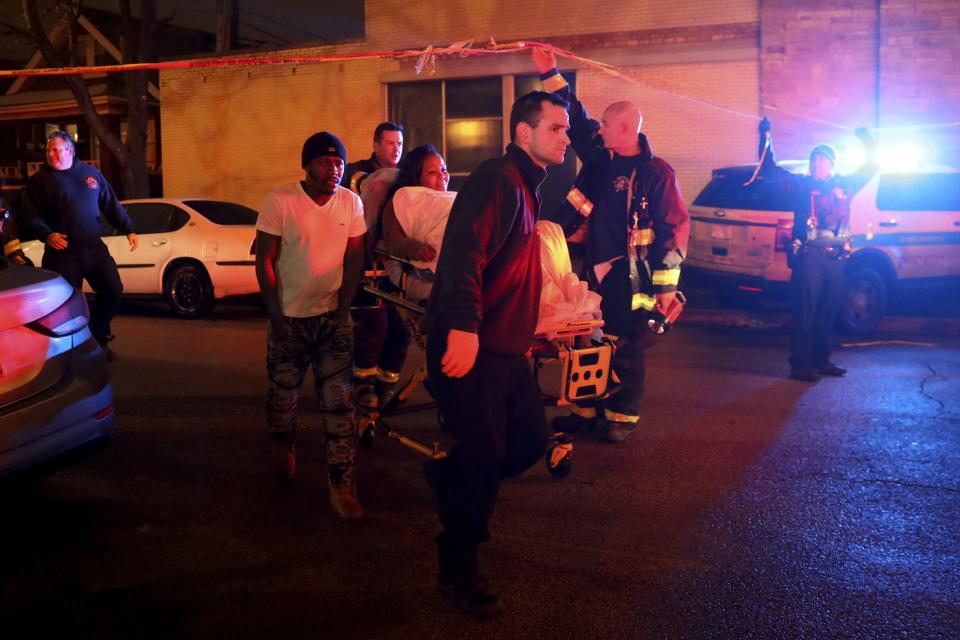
[569,403,639,425]
[355,366,401,410]
[555,395,640,443]
[354,367,379,410]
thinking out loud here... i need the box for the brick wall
[161,54,396,208]
[879,0,960,165]
[363,1,759,50]
[160,0,761,207]
[577,61,759,199]
[760,0,959,167]
[160,0,959,208]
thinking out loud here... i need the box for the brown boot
[274,442,296,480]
[328,466,364,519]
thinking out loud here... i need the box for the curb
[681,308,960,339]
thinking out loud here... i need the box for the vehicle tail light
[774,218,793,252]
[27,287,90,337]
[93,405,114,421]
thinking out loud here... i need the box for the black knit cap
[301,131,347,167]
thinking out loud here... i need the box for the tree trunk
[118,0,154,198]
[21,0,156,199]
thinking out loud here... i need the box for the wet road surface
[2,306,957,639]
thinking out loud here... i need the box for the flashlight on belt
[647,291,687,335]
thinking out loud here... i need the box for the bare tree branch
[15,0,155,197]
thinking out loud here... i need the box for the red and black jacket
[422,144,546,354]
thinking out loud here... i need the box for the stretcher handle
[373,247,416,267]
[361,284,427,315]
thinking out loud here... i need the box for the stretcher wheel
[545,433,573,479]
[359,415,376,448]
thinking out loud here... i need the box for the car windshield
[184,200,258,225]
[693,165,805,212]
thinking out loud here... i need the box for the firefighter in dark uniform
[756,117,877,381]
[340,122,404,194]
[342,122,406,409]
[21,131,138,361]
[533,48,690,442]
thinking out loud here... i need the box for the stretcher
[355,246,615,478]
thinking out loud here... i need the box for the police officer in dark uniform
[757,117,877,381]
[533,48,690,442]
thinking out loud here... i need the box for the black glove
[759,116,772,135]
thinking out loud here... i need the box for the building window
[388,72,577,213]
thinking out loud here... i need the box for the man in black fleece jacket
[21,131,137,360]
[421,91,570,619]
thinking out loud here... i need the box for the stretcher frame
[355,250,615,476]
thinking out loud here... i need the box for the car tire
[165,263,214,318]
[841,267,887,334]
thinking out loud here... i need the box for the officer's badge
[613,176,630,192]
[86,176,98,190]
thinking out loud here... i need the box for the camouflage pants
[266,314,357,470]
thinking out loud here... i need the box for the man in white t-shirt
[255,131,367,519]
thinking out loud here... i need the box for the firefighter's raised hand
[531,47,557,74]
[441,329,479,378]
[855,126,878,158]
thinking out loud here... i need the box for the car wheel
[165,263,214,318]
[841,267,887,334]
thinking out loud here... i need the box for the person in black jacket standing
[421,90,570,619]
[21,131,138,360]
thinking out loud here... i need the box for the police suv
[685,164,960,333]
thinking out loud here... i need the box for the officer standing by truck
[757,117,877,381]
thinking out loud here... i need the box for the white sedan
[22,198,260,318]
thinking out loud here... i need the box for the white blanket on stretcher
[391,187,458,273]
[388,187,458,301]
[390,190,602,335]
[535,220,603,337]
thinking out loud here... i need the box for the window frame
[387,71,578,201]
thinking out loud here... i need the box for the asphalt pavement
[1,304,957,639]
